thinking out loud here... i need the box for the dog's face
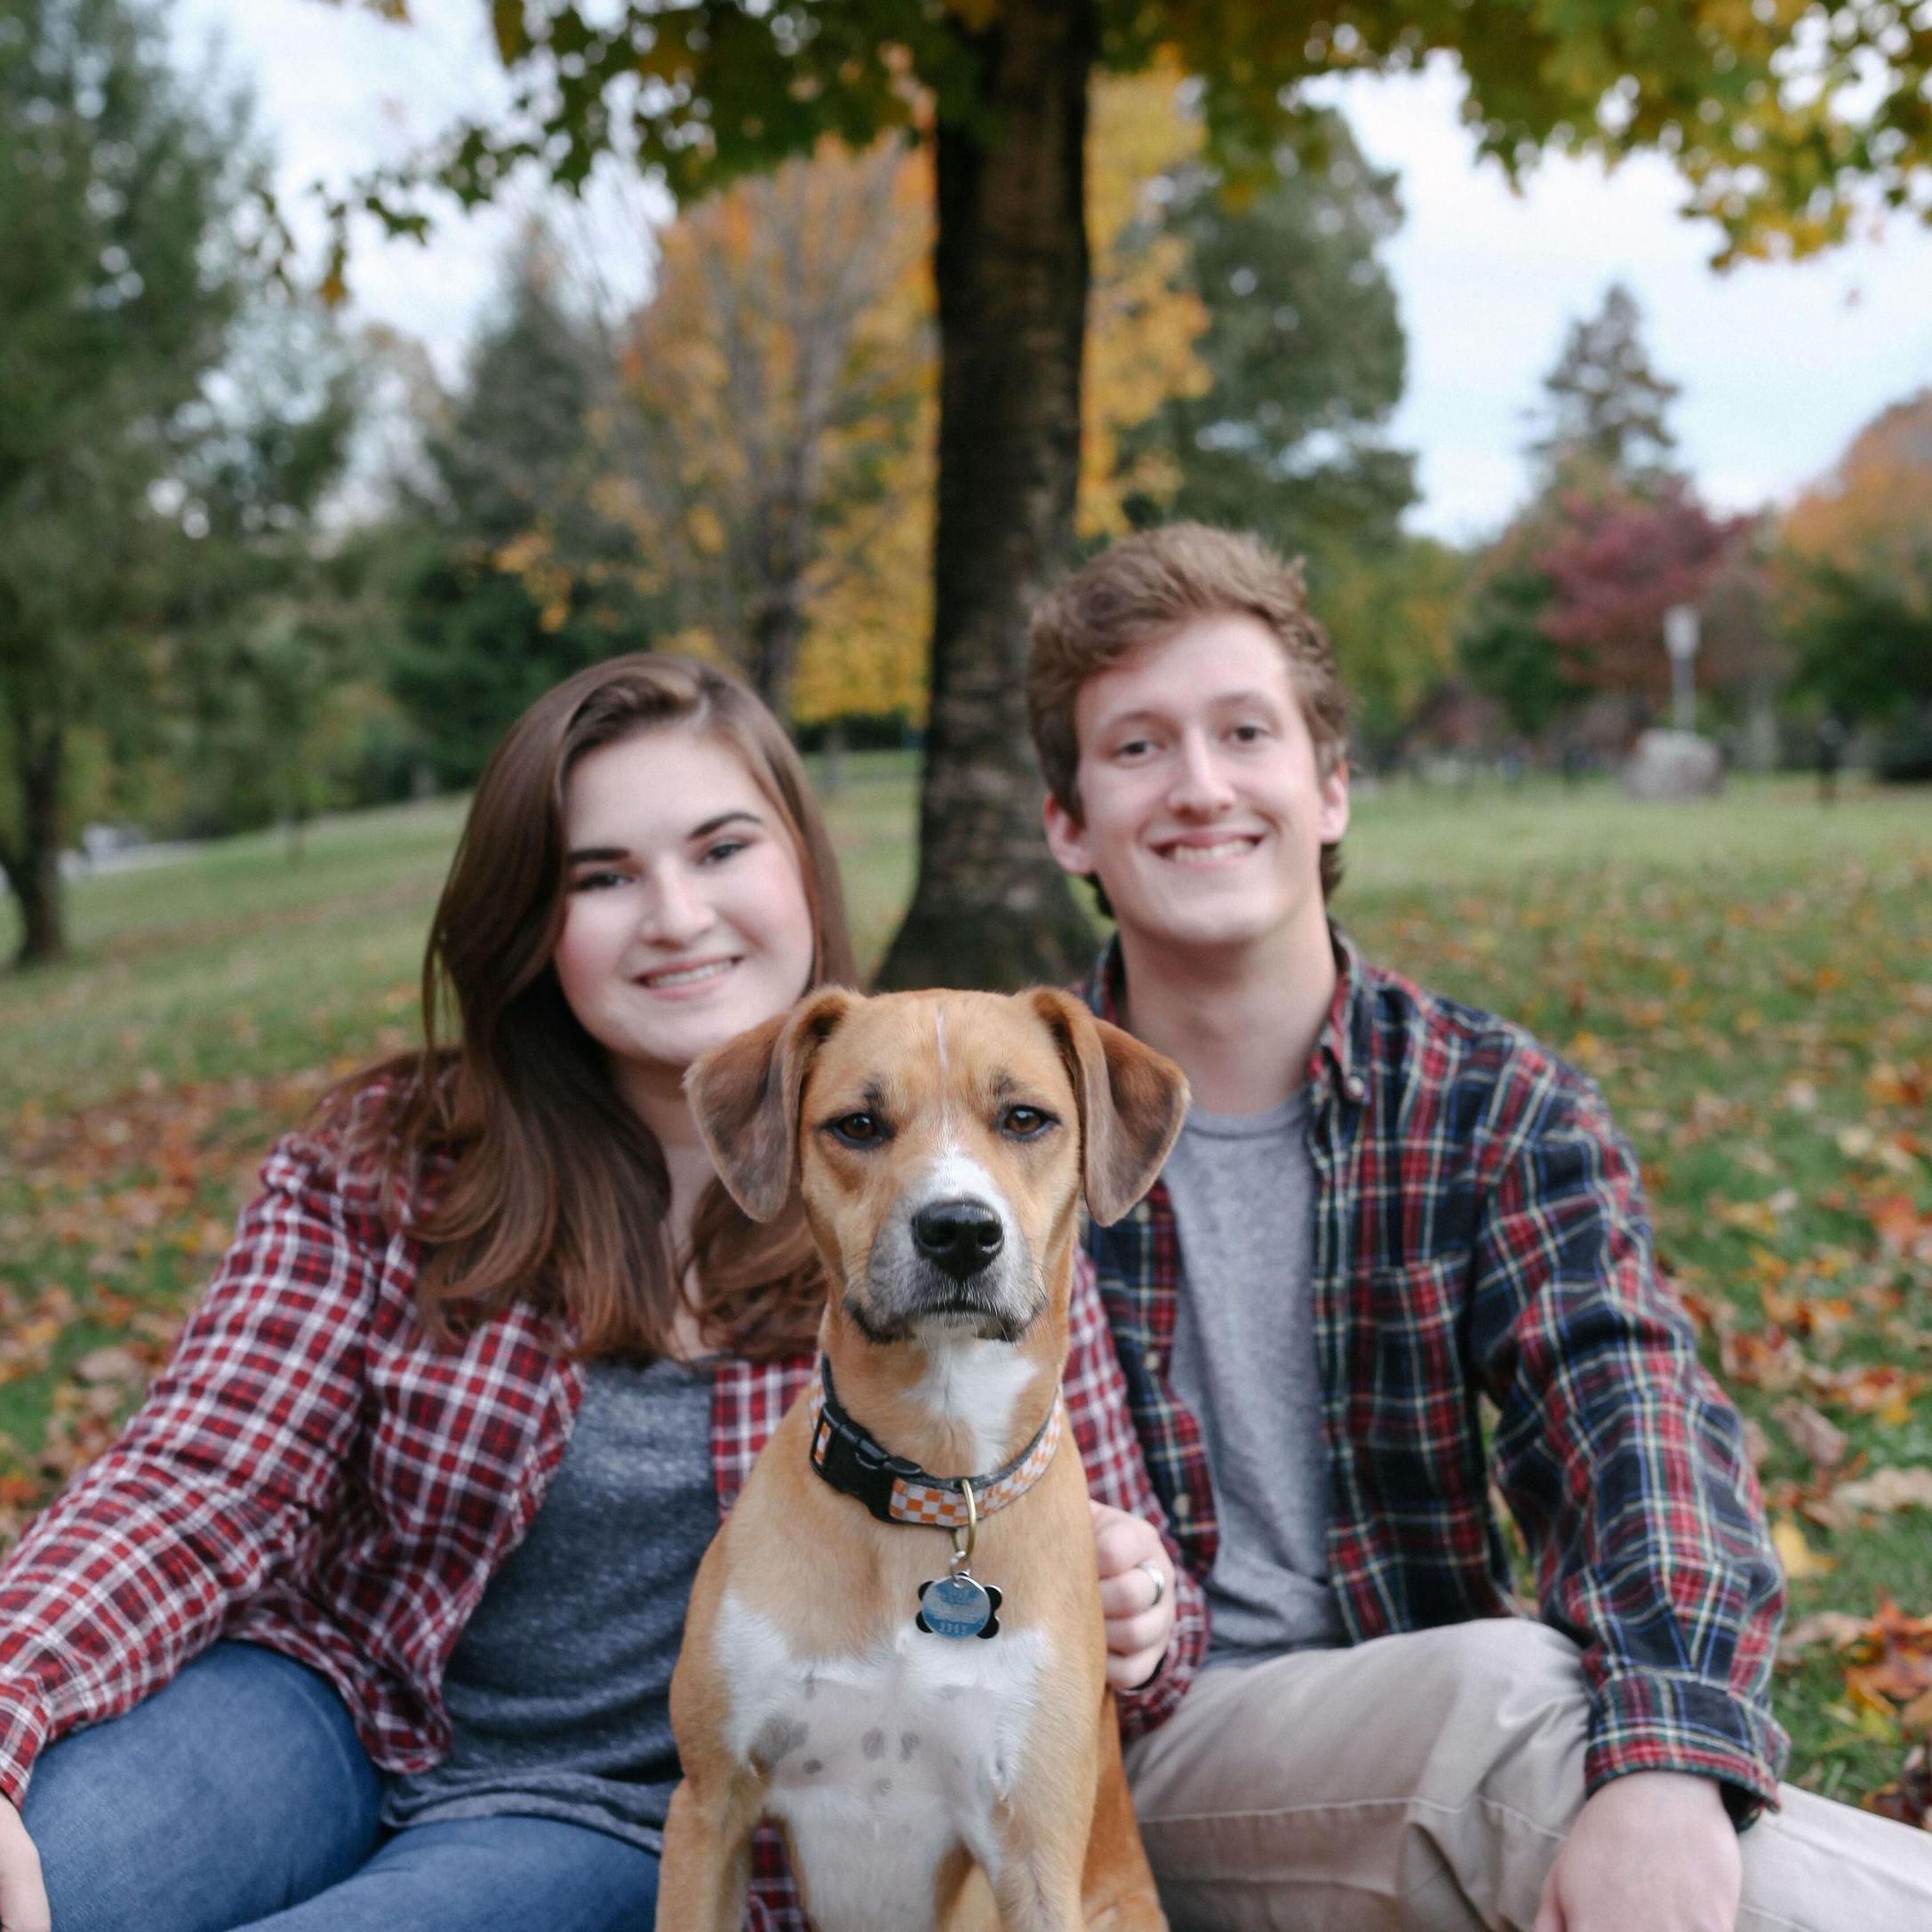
[687,988,1187,1345]
[792,992,1089,1342]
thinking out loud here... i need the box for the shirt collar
[1081,921,1369,1108]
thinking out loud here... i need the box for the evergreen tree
[1524,282,1681,493]
[390,232,643,786]
[0,0,252,966]
[1125,112,1415,563]
[426,232,599,548]
[1118,110,1447,753]
[160,300,371,842]
[1462,283,1690,743]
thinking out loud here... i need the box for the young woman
[0,655,1199,1932]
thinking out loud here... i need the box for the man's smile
[1152,834,1265,866]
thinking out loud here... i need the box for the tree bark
[8,717,68,969]
[745,565,809,723]
[744,458,811,719]
[873,0,1098,992]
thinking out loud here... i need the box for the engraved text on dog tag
[915,1571,1003,1641]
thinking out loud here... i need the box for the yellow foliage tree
[1774,389,1932,725]
[790,395,936,725]
[1314,538,1468,749]
[619,76,1211,730]
[1779,390,1932,586]
[605,137,933,718]
[1078,66,1211,539]
[790,144,938,730]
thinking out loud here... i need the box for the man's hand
[0,1799,50,1932]
[1090,1499,1177,1691]
[1535,1771,1741,1932]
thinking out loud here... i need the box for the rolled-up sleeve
[1471,1069,1787,1824]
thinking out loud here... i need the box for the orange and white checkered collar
[806,1358,1064,1531]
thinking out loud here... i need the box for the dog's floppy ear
[684,988,857,1222]
[1029,988,1189,1226]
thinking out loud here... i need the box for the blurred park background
[2,0,1930,1825]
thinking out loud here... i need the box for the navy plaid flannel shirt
[1082,926,1790,1820]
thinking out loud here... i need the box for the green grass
[4,763,1929,1808]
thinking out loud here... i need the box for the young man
[1026,523,1932,1932]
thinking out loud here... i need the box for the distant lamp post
[1664,603,1701,732]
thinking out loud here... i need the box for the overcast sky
[172,0,1932,543]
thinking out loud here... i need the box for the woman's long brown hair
[325,653,857,1363]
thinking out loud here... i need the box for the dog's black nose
[912,1200,1004,1281]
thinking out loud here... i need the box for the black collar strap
[807,1356,1063,1530]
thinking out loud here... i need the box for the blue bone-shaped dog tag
[915,1572,1002,1640]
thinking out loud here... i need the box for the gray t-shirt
[1162,1089,1346,1664]
[384,1353,718,1850]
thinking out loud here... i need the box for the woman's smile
[635,954,743,994]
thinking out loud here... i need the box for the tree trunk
[873,0,1098,992]
[746,579,808,722]
[9,723,67,969]
[745,475,810,720]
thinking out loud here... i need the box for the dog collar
[807,1357,1063,1532]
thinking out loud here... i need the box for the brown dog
[660,986,1187,1931]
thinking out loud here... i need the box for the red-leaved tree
[1534,486,1749,711]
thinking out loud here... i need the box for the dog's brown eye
[1000,1106,1052,1139]
[829,1112,884,1146]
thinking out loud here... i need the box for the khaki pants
[1123,1619,1932,1932]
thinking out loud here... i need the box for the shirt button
[1345,1074,1366,1101]
[1172,1494,1191,1518]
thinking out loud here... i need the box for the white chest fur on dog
[907,1336,1040,1479]
[715,1586,1053,1931]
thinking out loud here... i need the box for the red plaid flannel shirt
[1084,927,1789,1821]
[0,1104,1202,1928]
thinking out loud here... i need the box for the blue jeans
[22,1641,661,1932]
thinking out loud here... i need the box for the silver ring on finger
[1136,1559,1166,1609]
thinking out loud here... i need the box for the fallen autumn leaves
[2,779,1928,1824]
[1354,833,1931,1827]
[1,1068,336,1542]
[1782,1600,1932,1827]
